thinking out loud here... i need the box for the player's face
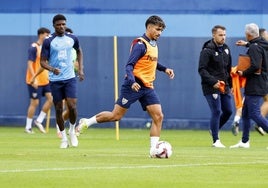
[40,32,50,42]
[213,29,226,45]
[147,24,164,41]
[53,20,66,36]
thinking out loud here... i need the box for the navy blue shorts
[27,83,51,99]
[50,78,77,103]
[116,84,160,111]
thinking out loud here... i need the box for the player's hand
[236,40,248,46]
[78,71,84,81]
[53,68,60,75]
[31,81,38,89]
[165,68,175,79]
[131,82,141,92]
[237,71,243,76]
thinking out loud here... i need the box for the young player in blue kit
[40,14,84,148]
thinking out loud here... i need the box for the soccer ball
[153,141,172,158]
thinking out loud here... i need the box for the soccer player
[55,27,79,138]
[77,15,175,157]
[25,27,52,134]
[40,14,84,148]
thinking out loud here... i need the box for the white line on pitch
[0,161,267,173]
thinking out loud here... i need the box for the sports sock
[36,111,46,123]
[61,129,68,141]
[86,115,97,127]
[150,136,159,149]
[69,122,75,133]
[26,117,33,130]
[56,124,60,132]
[234,115,241,123]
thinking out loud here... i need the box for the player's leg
[55,100,65,131]
[219,93,233,129]
[25,98,39,133]
[230,98,250,148]
[62,99,70,121]
[77,104,127,132]
[252,95,268,136]
[77,84,134,132]
[64,78,80,147]
[25,85,39,133]
[96,104,127,122]
[248,96,268,135]
[205,94,225,148]
[261,94,268,117]
[139,88,164,156]
[65,98,77,128]
[35,86,53,133]
[50,81,68,148]
[146,104,163,156]
[231,107,242,136]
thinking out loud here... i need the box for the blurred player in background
[77,15,175,157]
[25,27,52,134]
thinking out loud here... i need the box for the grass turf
[0,127,268,188]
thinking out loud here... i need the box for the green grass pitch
[0,127,268,188]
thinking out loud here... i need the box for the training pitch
[0,127,268,188]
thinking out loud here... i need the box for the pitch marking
[0,161,268,173]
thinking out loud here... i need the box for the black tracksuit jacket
[198,39,232,95]
[243,37,268,96]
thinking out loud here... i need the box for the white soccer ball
[154,141,172,158]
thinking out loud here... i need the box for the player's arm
[125,41,146,92]
[76,47,84,81]
[157,63,175,79]
[73,36,84,81]
[125,41,146,84]
[30,66,45,85]
[40,57,60,75]
[27,60,38,89]
[27,46,38,88]
[40,39,60,75]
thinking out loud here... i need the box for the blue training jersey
[41,33,80,81]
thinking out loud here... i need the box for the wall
[0,0,267,129]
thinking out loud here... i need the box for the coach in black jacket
[231,23,268,149]
[198,25,233,148]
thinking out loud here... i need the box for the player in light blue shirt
[40,14,84,149]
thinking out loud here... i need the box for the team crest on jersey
[212,94,218,99]
[122,98,128,105]
[32,92,37,98]
[224,49,229,54]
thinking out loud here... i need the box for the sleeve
[243,45,263,76]
[198,49,218,86]
[72,35,80,52]
[125,41,146,85]
[156,63,166,72]
[227,49,233,88]
[41,38,50,60]
[28,45,37,62]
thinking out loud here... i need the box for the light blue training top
[41,32,80,81]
